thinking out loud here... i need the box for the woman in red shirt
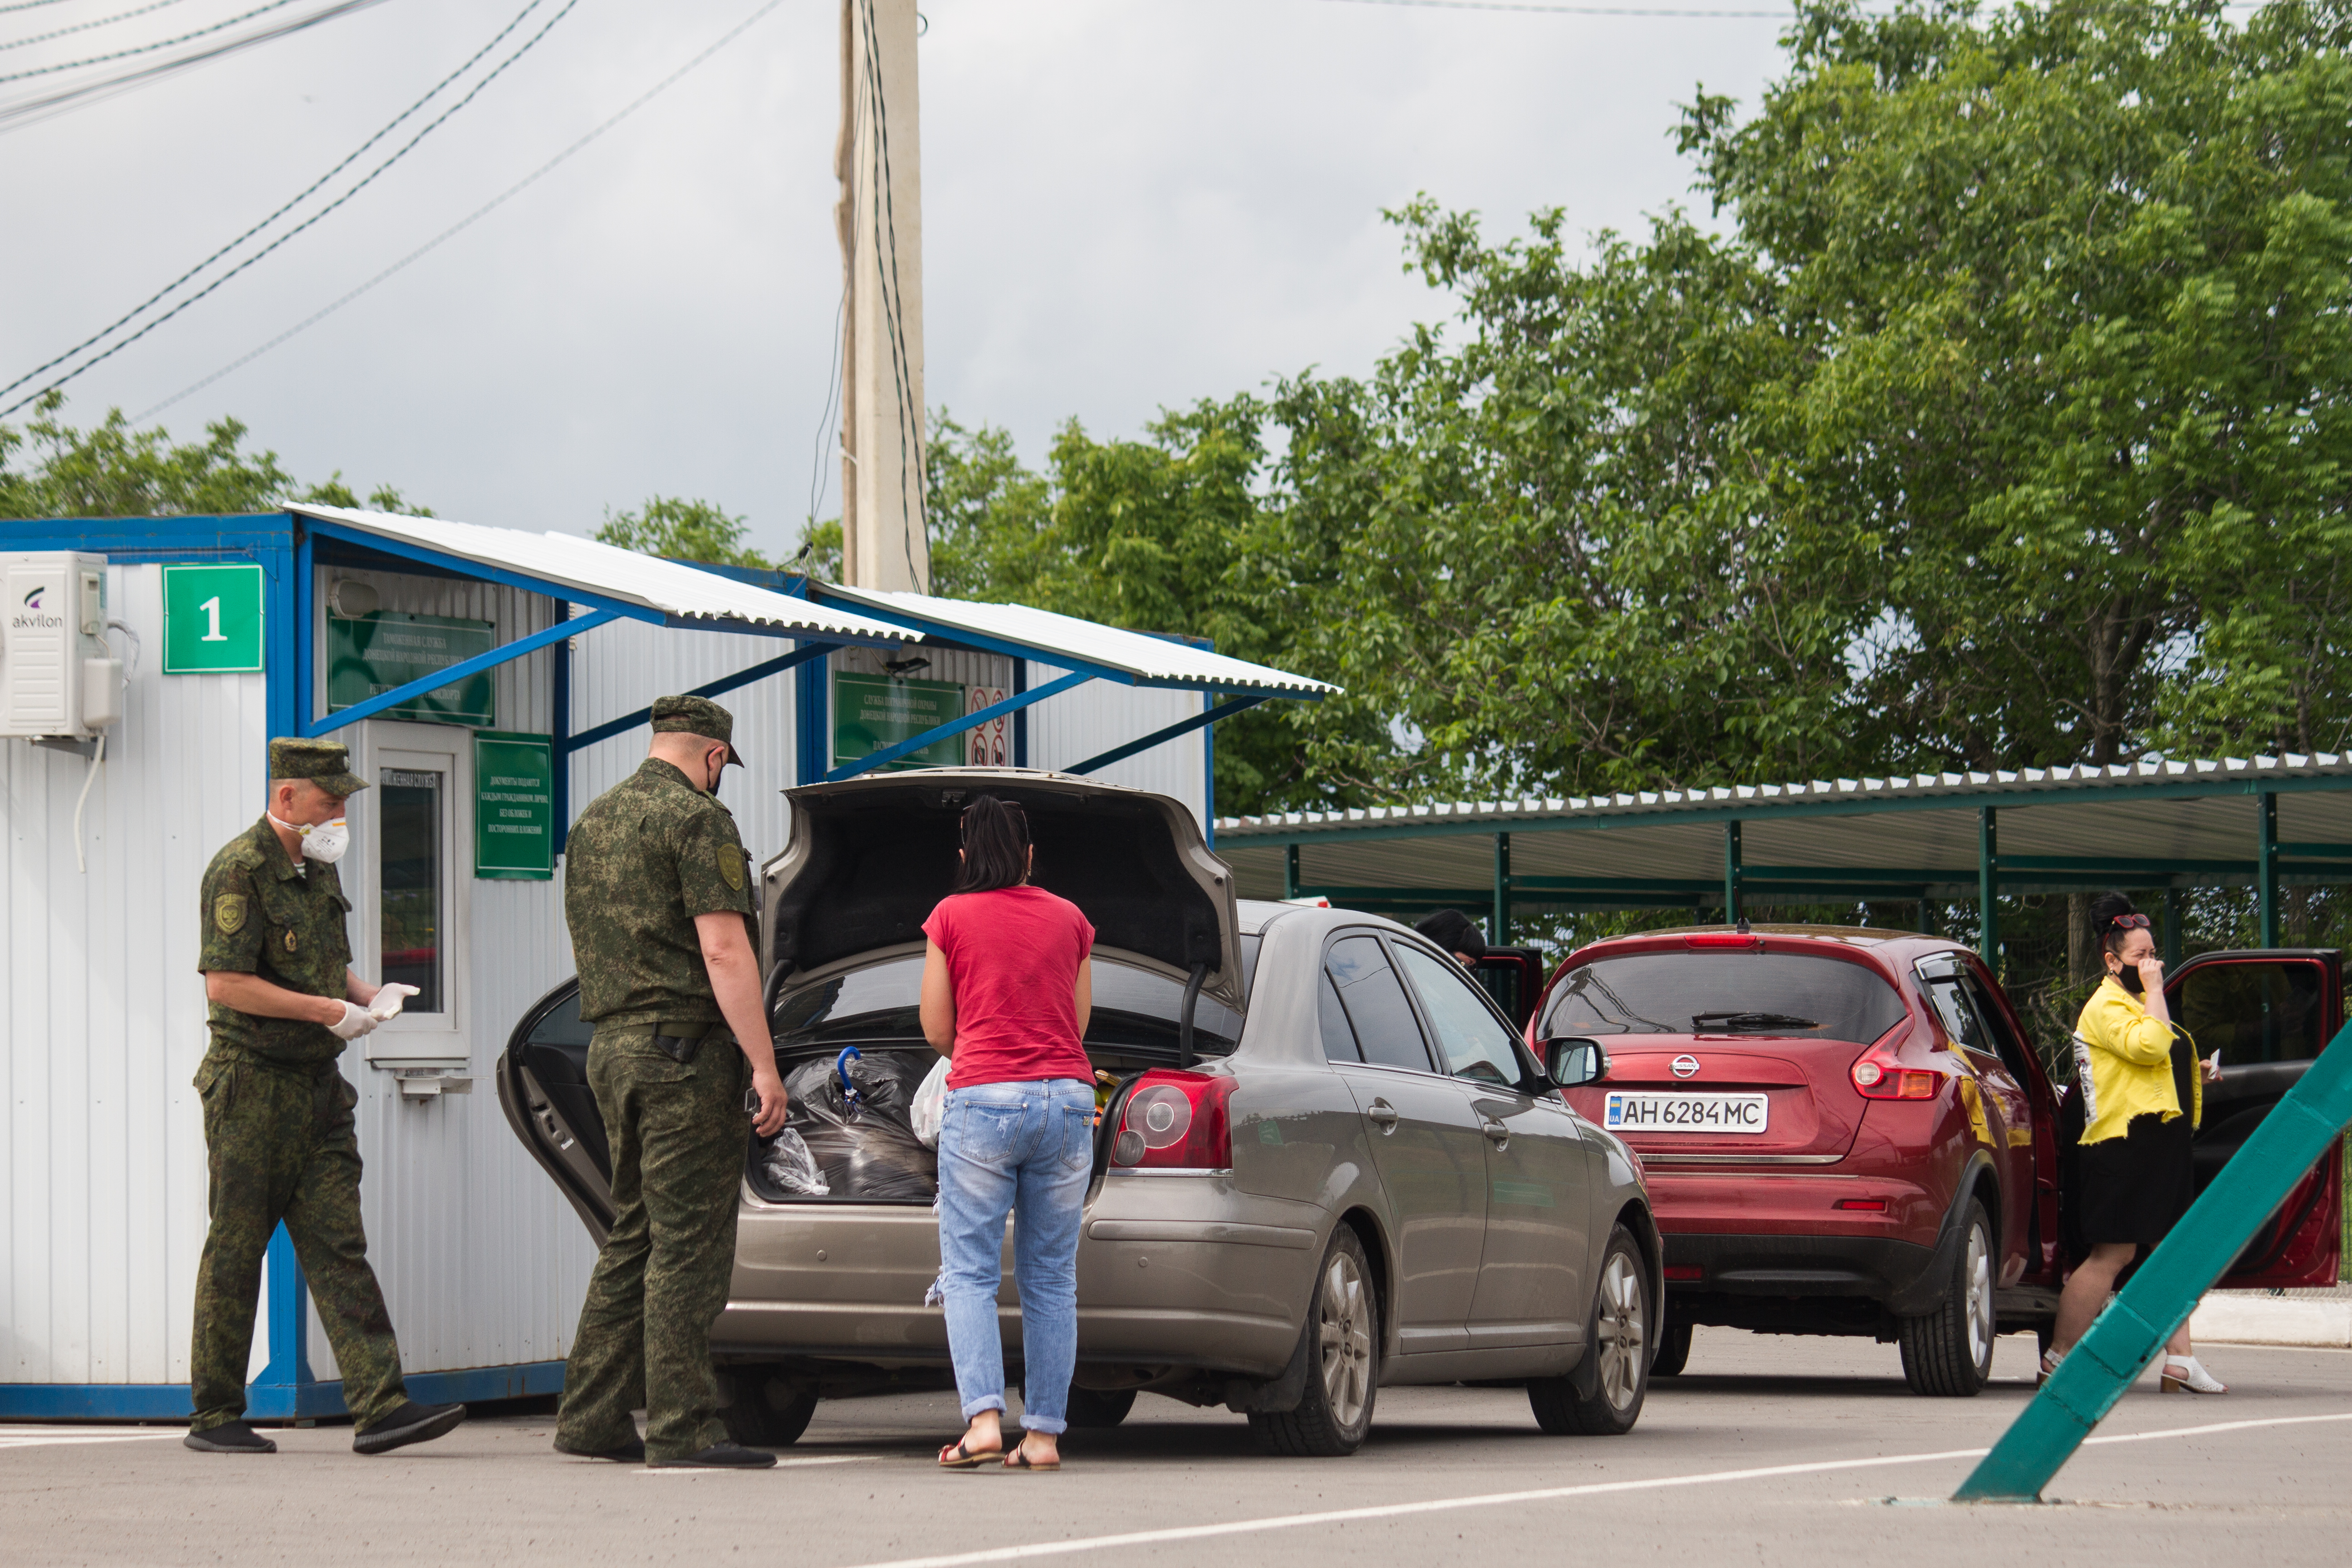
[920,796,1096,1471]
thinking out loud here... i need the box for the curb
[2191,1294,2352,1348]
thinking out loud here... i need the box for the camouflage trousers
[556,1027,749,1461]
[190,1049,407,1432]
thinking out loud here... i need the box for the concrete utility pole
[834,0,930,593]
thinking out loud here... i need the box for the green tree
[596,495,770,568]
[0,392,421,518]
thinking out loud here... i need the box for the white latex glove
[368,983,422,1022]
[330,1001,380,1041]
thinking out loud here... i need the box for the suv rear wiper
[1690,1010,1818,1032]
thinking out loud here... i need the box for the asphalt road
[7,1328,2351,1567]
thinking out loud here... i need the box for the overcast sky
[3,0,1796,558]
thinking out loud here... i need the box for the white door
[345,720,471,1066]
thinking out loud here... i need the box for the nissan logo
[1671,1054,1701,1079]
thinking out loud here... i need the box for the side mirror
[1546,1037,1608,1088]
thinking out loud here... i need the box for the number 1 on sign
[199,596,226,642]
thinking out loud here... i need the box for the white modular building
[0,507,1328,1419]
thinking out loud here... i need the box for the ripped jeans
[935,1078,1096,1434]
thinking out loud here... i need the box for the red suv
[1527,925,2344,1396]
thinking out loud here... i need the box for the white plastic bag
[760,1127,831,1196]
[911,1055,951,1149]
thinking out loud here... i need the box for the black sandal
[938,1438,1001,1470]
[1002,1443,1061,1472]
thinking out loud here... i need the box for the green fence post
[1952,1019,2352,1502]
[2164,887,2183,970]
[2259,793,2279,949]
[1284,843,1300,902]
[1724,820,1743,925]
[1492,832,1511,946]
[1979,807,2000,978]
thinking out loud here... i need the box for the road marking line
[841,1411,2352,1568]
[0,1430,184,1450]
[637,1454,865,1474]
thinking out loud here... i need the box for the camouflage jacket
[197,815,354,1066]
[565,757,756,1028]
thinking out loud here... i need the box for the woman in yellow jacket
[2044,892,2225,1393]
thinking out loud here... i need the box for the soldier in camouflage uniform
[187,737,466,1457]
[554,695,790,1469]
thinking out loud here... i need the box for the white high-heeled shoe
[2161,1355,2227,1394]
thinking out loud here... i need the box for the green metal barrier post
[1954,1020,2352,1502]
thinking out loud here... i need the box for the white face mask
[270,813,351,864]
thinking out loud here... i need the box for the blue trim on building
[0,1361,566,1423]
[0,514,294,559]
[797,647,830,785]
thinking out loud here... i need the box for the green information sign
[162,564,265,673]
[832,672,968,771]
[326,611,497,727]
[474,731,554,880]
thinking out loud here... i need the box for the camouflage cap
[650,694,743,765]
[268,736,369,795]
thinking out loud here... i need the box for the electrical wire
[0,0,549,407]
[135,0,790,420]
[1,0,190,54]
[1,0,85,12]
[3,0,579,418]
[0,0,388,132]
[0,0,316,83]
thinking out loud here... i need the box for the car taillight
[1110,1070,1235,1171]
[1849,1044,1939,1100]
[1682,932,1762,949]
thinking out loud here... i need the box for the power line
[3,0,578,417]
[0,1,88,13]
[0,0,317,83]
[0,0,549,406]
[1,0,191,54]
[0,0,389,130]
[135,0,790,421]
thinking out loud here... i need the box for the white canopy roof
[816,584,1338,697]
[293,505,911,644]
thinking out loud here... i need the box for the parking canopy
[1214,754,2352,963]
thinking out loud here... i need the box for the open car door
[2166,949,2346,1289]
[495,978,617,1242]
[1471,946,1548,1033]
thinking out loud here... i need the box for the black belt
[652,1021,729,1065]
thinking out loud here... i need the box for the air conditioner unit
[2,551,118,740]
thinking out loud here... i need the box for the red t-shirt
[923,885,1096,1089]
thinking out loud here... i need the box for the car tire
[1651,1313,1693,1378]
[718,1368,818,1447]
[1897,1199,1995,1397]
[1063,1387,1138,1430]
[1529,1225,1650,1436]
[1248,1225,1378,1457]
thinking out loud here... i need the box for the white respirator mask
[270,813,351,864]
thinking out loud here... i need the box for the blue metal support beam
[303,612,617,738]
[826,671,1092,782]
[563,640,831,756]
[1067,694,1270,776]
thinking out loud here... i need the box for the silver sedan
[500,769,1661,1455]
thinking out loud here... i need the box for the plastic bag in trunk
[759,1127,830,1196]
[783,1049,938,1200]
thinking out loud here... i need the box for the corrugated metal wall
[1021,661,1208,829]
[1,563,266,1386]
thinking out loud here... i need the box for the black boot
[184,1421,277,1454]
[647,1441,777,1469]
[353,1400,467,1455]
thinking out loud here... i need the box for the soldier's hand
[328,1001,380,1041]
[749,1065,789,1137]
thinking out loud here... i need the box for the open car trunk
[498,770,1248,1235]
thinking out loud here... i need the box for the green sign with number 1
[163,564,265,673]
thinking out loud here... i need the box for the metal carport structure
[1213,755,2352,974]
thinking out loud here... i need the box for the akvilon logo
[11,585,64,632]
[21,587,42,609]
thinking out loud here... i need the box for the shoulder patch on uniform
[215,893,247,934]
[719,846,745,891]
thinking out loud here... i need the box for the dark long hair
[2088,890,2140,957]
[951,795,1030,894]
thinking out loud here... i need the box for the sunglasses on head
[2107,913,2152,931]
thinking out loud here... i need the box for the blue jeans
[936,1078,1096,1433]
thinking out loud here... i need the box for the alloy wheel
[1964,1222,1994,1369]
[1594,1250,1647,1411]
[1319,1249,1373,1429]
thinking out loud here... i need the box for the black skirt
[2077,1111,2196,1250]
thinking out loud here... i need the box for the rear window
[1538,949,1908,1046]
[773,954,1242,1058]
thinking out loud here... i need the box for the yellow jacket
[2072,976,2201,1145]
